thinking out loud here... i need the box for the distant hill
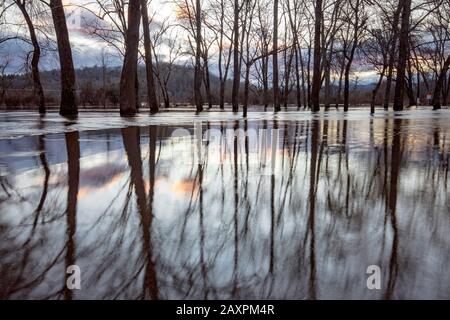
[3,62,237,107]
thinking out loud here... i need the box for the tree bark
[194,0,203,112]
[49,0,77,115]
[311,0,323,111]
[393,0,412,111]
[141,0,159,113]
[232,0,240,112]
[383,3,402,109]
[273,0,280,112]
[16,1,45,113]
[432,55,450,110]
[119,0,141,116]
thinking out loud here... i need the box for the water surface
[0,109,449,299]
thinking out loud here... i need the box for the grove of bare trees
[1,0,449,116]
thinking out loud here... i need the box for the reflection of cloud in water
[0,113,449,299]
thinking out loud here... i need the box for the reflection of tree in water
[0,116,449,299]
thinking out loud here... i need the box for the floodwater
[0,109,449,299]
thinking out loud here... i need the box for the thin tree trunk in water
[295,43,302,109]
[273,0,280,112]
[119,0,141,116]
[393,0,412,111]
[406,57,415,106]
[432,55,450,110]
[283,48,293,109]
[371,68,386,114]
[343,58,353,111]
[218,1,225,110]
[335,58,344,109]
[243,63,251,117]
[311,0,322,111]
[263,55,269,109]
[444,73,450,106]
[383,3,402,110]
[141,0,159,113]
[49,0,77,115]
[135,70,140,110]
[194,0,203,112]
[343,0,361,112]
[203,55,213,109]
[324,59,331,109]
[307,45,312,108]
[299,44,308,108]
[232,0,240,112]
[16,1,45,113]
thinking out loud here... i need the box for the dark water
[0,110,449,299]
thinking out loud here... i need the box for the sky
[0,0,378,84]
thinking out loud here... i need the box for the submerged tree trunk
[393,0,412,111]
[203,54,213,109]
[141,0,159,113]
[371,67,386,114]
[432,55,450,110]
[16,1,45,113]
[273,0,280,112]
[383,3,402,109]
[49,0,77,115]
[294,43,302,109]
[119,0,141,116]
[324,58,331,109]
[194,0,203,112]
[311,0,323,111]
[232,0,240,112]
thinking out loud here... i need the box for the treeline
[0,0,449,116]
[1,64,396,109]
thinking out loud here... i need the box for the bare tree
[141,0,159,113]
[15,0,45,113]
[272,0,280,112]
[49,0,77,115]
[342,0,367,111]
[393,0,412,111]
[194,0,203,111]
[432,54,450,109]
[231,0,240,112]
[311,0,323,111]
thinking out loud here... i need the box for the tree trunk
[135,69,140,110]
[311,0,322,111]
[371,68,386,114]
[393,0,412,111]
[49,0,77,115]
[343,62,351,111]
[273,0,280,112]
[17,1,45,113]
[203,54,213,109]
[432,55,450,110]
[406,57,415,106]
[383,3,402,109]
[194,0,203,112]
[243,63,251,117]
[263,54,269,109]
[141,0,159,113]
[119,0,141,116]
[324,59,331,109]
[294,42,302,109]
[232,0,240,112]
